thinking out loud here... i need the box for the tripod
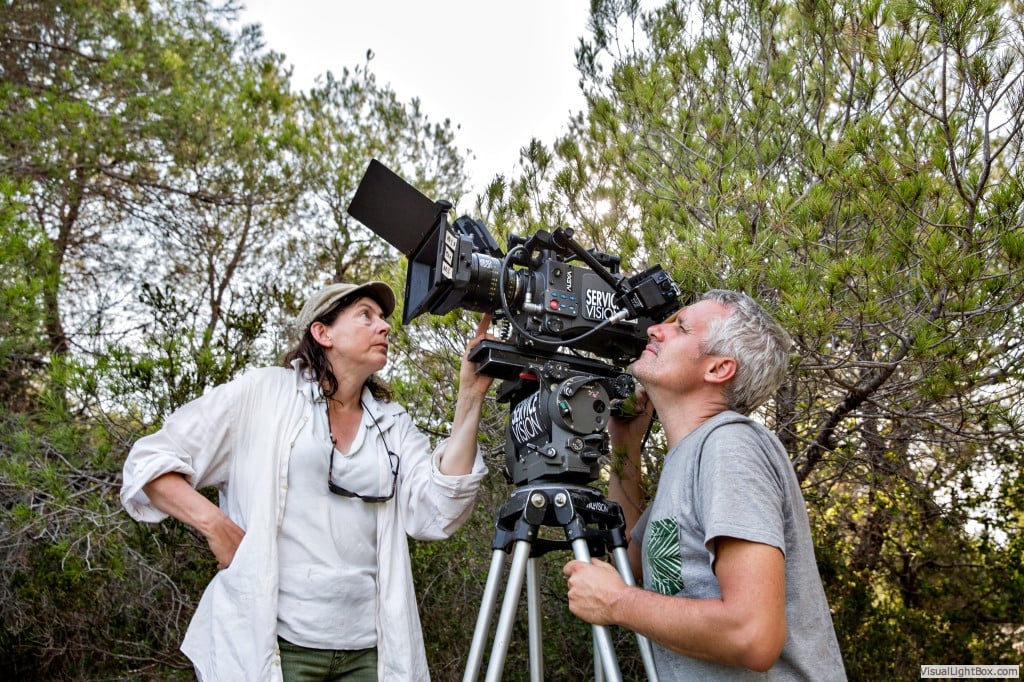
[463,482,659,682]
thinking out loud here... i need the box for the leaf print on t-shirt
[647,518,684,595]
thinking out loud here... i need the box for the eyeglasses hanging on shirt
[325,398,400,503]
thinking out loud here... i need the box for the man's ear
[705,355,736,384]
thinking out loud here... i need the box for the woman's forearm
[438,389,487,476]
[143,472,245,568]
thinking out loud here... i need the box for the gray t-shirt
[633,411,846,680]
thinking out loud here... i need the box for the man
[563,290,846,679]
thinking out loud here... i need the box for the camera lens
[462,254,525,314]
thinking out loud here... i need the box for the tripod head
[469,341,635,486]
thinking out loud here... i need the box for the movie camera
[348,159,681,487]
[349,159,673,680]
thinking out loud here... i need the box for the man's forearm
[608,443,644,532]
[607,438,646,578]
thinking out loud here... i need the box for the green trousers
[278,637,377,682]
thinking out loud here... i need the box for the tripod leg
[570,538,623,682]
[526,557,543,681]
[484,539,533,682]
[464,549,509,682]
[612,546,660,682]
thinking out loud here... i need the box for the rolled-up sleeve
[120,382,238,522]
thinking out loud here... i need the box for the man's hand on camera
[608,386,653,448]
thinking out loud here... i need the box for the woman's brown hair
[283,292,392,402]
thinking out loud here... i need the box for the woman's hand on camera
[459,313,496,399]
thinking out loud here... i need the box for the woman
[121,280,494,681]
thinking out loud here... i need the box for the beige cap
[295,281,396,333]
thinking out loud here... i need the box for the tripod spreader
[490,484,627,559]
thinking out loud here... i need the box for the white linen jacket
[121,362,487,681]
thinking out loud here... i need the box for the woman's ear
[309,321,332,348]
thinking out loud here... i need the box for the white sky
[237,0,592,195]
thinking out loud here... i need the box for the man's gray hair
[699,289,792,415]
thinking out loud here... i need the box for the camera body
[348,160,681,486]
[418,214,679,363]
